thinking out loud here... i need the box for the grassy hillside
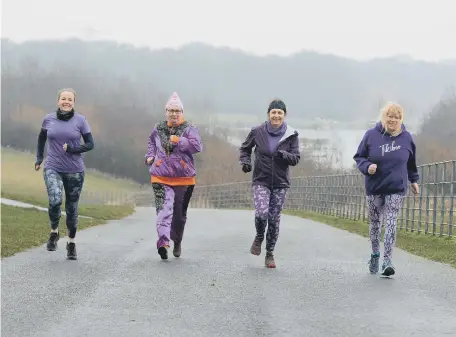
[1,147,142,207]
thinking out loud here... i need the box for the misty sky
[2,0,455,62]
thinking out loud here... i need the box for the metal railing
[78,190,137,206]
[189,160,456,237]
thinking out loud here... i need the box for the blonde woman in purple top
[354,102,419,276]
[35,88,95,260]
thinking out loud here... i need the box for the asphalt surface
[2,207,456,337]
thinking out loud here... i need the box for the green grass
[1,204,135,258]
[284,210,456,269]
[1,147,141,206]
[1,147,140,258]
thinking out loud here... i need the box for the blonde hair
[379,102,404,133]
[57,88,76,101]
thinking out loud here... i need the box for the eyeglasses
[167,109,182,114]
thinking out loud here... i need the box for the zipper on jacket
[271,140,281,188]
[271,153,275,188]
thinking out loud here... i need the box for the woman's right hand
[146,157,154,165]
[368,164,377,175]
[242,163,252,173]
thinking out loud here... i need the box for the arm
[278,133,300,166]
[353,131,373,175]
[145,128,157,164]
[66,133,95,154]
[239,128,255,165]
[174,125,203,154]
[407,138,419,183]
[66,116,94,154]
[36,128,47,165]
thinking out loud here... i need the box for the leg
[366,195,385,273]
[170,185,194,257]
[264,188,288,268]
[152,183,175,259]
[265,188,288,253]
[62,172,85,260]
[43,169,64,251]
[250,185,271,255]
[381,193,404,276]
[62,172,85,239]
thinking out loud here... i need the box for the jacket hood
[279,124,298,143]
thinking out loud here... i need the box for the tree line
[1,61,333,185]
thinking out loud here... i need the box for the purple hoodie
[353,122,419,196]
[145,120,203,181]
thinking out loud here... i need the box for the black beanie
[267,99,287,114]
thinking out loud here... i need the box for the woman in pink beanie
[145,92,203,260]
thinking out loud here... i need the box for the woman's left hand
[411,182,420,195]
[63,143,68,152]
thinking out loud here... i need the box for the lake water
[226,127,367,169]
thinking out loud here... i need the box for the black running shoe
[158,246,168,260]
[46,232,60,251]
[66,242,77,260]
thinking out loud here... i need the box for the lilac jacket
[145,120,203,178]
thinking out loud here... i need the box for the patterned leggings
[44,168,85,239]
[252,185,288,253]
[366,194,404,262]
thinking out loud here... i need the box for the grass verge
[1,147,141,206]
[1,204,135,258]
[284,210,456,269]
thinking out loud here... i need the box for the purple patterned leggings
[366,194,404,261]
[252,185,288,253]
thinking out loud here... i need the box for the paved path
[1,198,92,218]
[1,207,455,337]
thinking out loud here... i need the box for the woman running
[145,92,203,260]
[35,88,95,260]
[239,99,300,268]
[354,102,419,276]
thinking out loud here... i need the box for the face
[57,91,75,112]
[385,111,402,132]
[166,104,183,124]
[268,109,286,127]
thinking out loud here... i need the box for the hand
[275,150,285,159]
[146,157,154,165]
[242,163,252,173]
[34,162,41,171]
[63,143,68,152]
[410,182,419,195]
[170,135,179,144]
[368,164,377,175]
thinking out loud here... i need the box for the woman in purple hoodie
[354,102,419,277]
[145,92,203,260]
[239,99,300,268]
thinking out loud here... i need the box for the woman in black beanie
[239,99,301,268]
